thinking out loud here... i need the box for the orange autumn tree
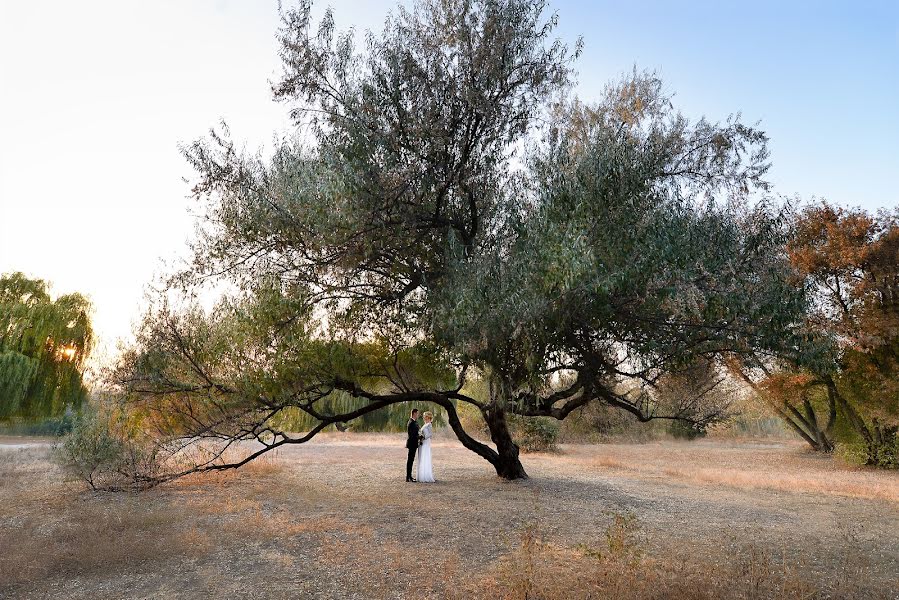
[787,203,899,466]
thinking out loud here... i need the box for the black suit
[406,418,420,480]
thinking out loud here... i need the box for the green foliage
[271,397,448,432]
[835,435,899,469]
[666,419,706,440]
[348,402,449,432]
[431,72,802,420]
[837,343,899,428]
[115,284,458,440]
[782,204,899,465]
[834,426,899,469]
[0,413,75,436]
[54,404,162,491]
[509,415,560,452]
[0,272,93,421]
[55,407,124,489]
[113,0,813,481]
[833,441,871,467]
[830,396,899,468]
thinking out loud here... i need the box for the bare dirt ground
[1,434,897,599]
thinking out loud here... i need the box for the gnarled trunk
[428,392,528,480]
[483,405,528,480]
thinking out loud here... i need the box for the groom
[405,408,420,482]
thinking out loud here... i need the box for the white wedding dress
[417,422,435,482]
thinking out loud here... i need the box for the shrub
[835,435,899,469]
[510,415,560,452]
[876,435,899,469]
[53,406,163,490]
[558,402,663,443]
[667,419,707,440]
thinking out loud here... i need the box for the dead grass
[571,439,899,503]
[449,514,887,600]
[2,436,898,599]
[0,492,206,587]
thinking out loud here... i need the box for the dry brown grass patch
[452,518,886,600]
[0,497,203,588]
[576,441,899,503]
[3,436,897,598]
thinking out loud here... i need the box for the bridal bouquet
[418,432,424,447]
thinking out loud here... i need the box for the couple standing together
[405,408,435,483]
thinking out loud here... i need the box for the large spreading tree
[115,0,807,482]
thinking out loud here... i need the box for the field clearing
[1,434,897,599]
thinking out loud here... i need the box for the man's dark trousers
[406,445,417,480]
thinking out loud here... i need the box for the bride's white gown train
[417,422,435,482]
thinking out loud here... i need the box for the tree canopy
[114,0,811,482]
[787,204,899,465]
[0,272,93,421]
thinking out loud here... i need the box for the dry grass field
[1,434,898,599]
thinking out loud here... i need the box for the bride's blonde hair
[423,411,433,421]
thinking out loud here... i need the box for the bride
[417,411,436,483]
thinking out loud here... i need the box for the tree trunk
[803,397,834,453]
[726,362,834,452]
[827,379,877,462]
[428,391,527,480]
[483,405,528,480]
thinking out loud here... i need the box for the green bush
[835,435,899,469]
[876,436,899,469]
[511,415,560,453]
[667,419,707,440]
[53,407,162,490]
[834,441,869,467]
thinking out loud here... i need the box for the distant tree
[727,364,837,452]
[113,0,806,483]
[654,358,734,439]
[0,272,93,420]
[786,204,899,466]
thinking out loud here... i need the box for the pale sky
[1,0,897,365]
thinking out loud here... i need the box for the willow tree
[0,272,93,420]
[115,0,805,482]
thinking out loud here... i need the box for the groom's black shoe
[406,477,417,482]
